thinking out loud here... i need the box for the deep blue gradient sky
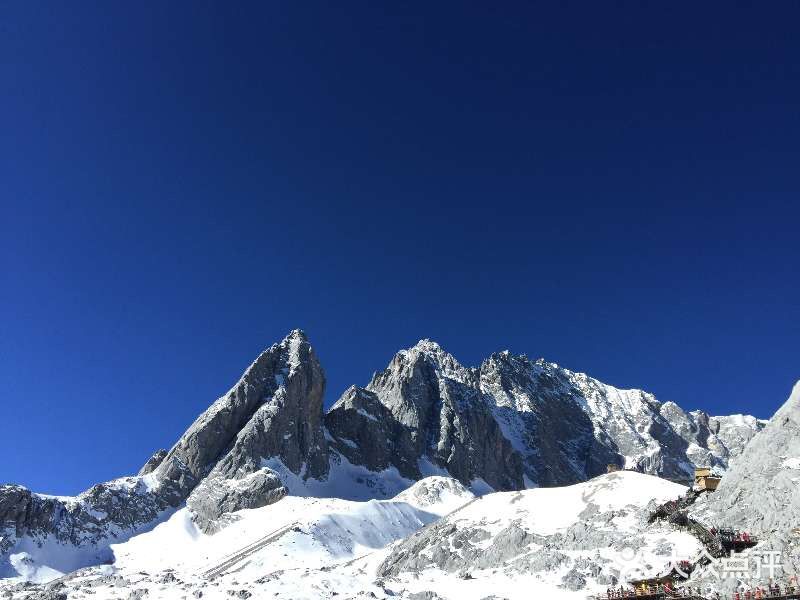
[2,2,798,495]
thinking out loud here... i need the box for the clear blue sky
[1,2,798,495]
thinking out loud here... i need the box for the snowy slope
[0,472,705,600]
[377,471,703,600]
[0,476,178,582]
[112,476,475,579]
[0,331,764,591]
[0,478,476,599]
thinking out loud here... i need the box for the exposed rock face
[326,341,524,491]
[1,331,765,582]
[0,477,177,578]
[691,381,800,581]
[328,340,764,490]
[173,329,329,531]
[152,330,323,495]
[137,449,167,476]
[324,386,418,478]
[494,355,764,483]
[0,329,329,577]
[478,351,611,486]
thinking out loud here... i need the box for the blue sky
[1,2,798,495]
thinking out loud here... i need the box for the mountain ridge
[0,329,765,581]
[328,335,764,488]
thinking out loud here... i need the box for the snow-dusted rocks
[0,329,330,578]
[0,330,766,587]
[331,340,764,489]
[691,380,800,581]
[137,448,168,476]
[394,476,475,514]
[487,354,764,483]
[479,350,615,486]
[0,477,476,600]
[378,472,701,593]
[327,341,524,491]
[379,471,701,598]
[0,477,177,581]
[324,385,420,479]
[177,330,329,532]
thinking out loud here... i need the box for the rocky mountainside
[166,329,329,532]
[377,471,700,593]
[0,472,701,600]
[0,331,765,582]
[690,381,800,582]
[0,330,327,578]
[326,339,764,489]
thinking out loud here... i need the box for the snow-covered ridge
[1,472,704,600]
[0,330,765,588]
[111,476,475,579]
[377,471,702,599]
[331,338,764,490]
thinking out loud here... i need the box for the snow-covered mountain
[0,330,327,580]
[0,330,766,588]
[112,476,475,589]
[327,339,764,488]
[0,472,702,600]
[378,471,702,598]
[689,381,800,586]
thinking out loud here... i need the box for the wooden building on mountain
[694,467,721,491]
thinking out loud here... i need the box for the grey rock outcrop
[138,449,167,476]
[377,471,684,583]
[153,330,326,496]
[485,352,763,484]
[1,331,766,583]
[328,340,764,491]
[170,329,329,531]
[479,351,612,486]
[0,477,178,578]
[324,386,419,479]
[1,329,329,576]
[326,341,524,491]
[691,380,800,581]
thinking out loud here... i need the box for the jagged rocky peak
[704,412,766,456]
[328,339,526,492]
[1,330,769,584]
[371,338,477,390]
[330,339,764,492]
[154,328,326,486]
[0,329,331,581]
[162,328,329,532]
[478,350,565,410]
[477,350,606,487]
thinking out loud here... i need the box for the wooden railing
[595,584,800,600]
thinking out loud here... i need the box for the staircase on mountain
[202,521,299,579]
